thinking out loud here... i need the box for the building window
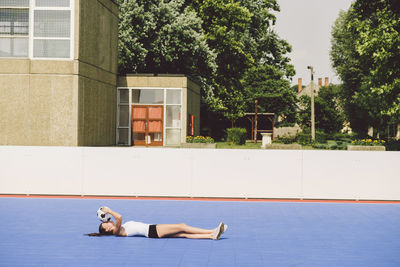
[117,88,130,145]
[0,2,29,57]
[132,89,164,104]
[0,0,73,59]
[165,89,182,145]
[33,1,72,59]
[35,0,70,7]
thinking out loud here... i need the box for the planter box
[347,145,386,151]
[181,143,217,149]
[263,144,302,150]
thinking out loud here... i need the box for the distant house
[296,77,329,98]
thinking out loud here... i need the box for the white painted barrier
[0,146,399,200]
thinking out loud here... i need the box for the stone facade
[274,125,302,138]
[297,82,319,98]
[0,0,118,146]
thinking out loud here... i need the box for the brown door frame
[131,105,164,146]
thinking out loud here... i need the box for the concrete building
[0,0,119,146]
[0,0,200,147]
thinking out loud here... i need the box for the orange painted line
[0,194,399,204]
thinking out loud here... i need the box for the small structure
[117,74,200,146]
[245,112,275,143]
[261,133,273,148]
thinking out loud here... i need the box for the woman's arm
[102,207,123,235]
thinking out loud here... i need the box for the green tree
[194,0,253,121]
[192,0,295,125]
[242,65,297,122]
[117,0,217,100]
[118,0,296,136]
[297,85,346,134]
[331,10,367,134]
[330,0,400,135]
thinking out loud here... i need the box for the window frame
[30,0,75,60]
[116,88,131,146]
[0,5,29,58]
[0,0,74,60]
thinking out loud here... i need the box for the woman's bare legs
[156,223,217,239]
[168,232,213,239]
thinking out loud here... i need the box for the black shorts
[148,224,159,238]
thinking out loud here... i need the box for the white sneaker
[222,224,228,233]
[213,222,225,240]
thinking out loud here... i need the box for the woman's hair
[87,223,114,237]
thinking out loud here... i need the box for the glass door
[148,106,163,146]
[131,105,163,146]
[131,105,146,146]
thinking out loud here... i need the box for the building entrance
[131,105,163,146]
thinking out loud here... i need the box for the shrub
[274,135,296,144]
[315,130,328,143]
[335,141,347,150]
[274,122,296,128]
[312,143,329,149]
[296,130,328,145]
[351,139,385,146]
[385,140,400,151]
[186,136,214,144]
[332,132,356,143]
[312,140,347,150]
[296,131,312,145]
[226,128,247,145]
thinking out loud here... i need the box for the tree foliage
[118,0,296,133]
[117,0,217,100]
[297,85,346,134]
[192,0,295,123]
[330,0,400,134]
[242,65,297,122]
[190,0,254,120]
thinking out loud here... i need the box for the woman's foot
[213,222,225,240]
[222,224,228,233]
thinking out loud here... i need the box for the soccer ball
[97,207,112,222]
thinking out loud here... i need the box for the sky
[273,0,354,86]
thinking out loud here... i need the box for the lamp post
[254,99,258,144]
[307,66,315,141]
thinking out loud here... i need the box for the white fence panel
[0,146,399,200]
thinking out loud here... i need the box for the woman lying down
[88,206,227,240]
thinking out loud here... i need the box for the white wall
[0,146,399,200]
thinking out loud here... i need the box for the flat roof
[121,74,186,77]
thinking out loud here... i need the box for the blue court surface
[1,197,400,267]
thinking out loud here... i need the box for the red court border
[0,194,399,204]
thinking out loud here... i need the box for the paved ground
[1,197,400,266]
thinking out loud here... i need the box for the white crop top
[122,221,150,237]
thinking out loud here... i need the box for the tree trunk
[397,123,400,140]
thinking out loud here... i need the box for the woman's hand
[99,206,122,235]
[104,207,122,235]
[101,206,112,214]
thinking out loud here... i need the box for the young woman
[88,207,227,240]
